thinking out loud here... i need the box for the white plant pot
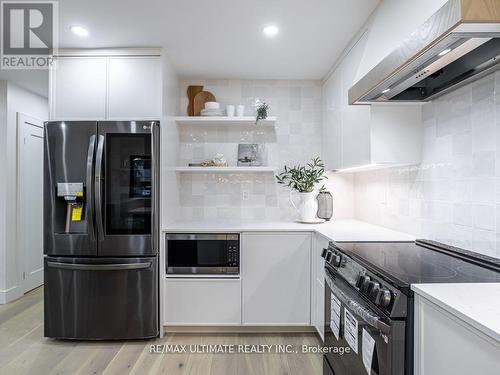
[290,191,318,222]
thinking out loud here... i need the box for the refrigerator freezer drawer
[44,256,158,339]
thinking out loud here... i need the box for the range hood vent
[349,0,500,104]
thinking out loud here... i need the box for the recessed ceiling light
[438,48,451,56]
[263,25,279,38]
[381,88,391,94]
[71,26,89,37]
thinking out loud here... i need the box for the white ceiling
[1,0,380,97]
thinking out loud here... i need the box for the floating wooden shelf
[175,116,276,126]
[174,166,277,173]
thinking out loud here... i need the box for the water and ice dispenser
[56,182,86,233]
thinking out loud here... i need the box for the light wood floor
[0,287,322,375]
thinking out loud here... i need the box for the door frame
[17,112,45,293]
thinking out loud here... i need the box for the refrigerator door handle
[47,261,152,271]
[95,135,105,241]
[86,135,96,240]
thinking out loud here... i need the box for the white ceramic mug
[236,105,245,117]
[226,105,235,117]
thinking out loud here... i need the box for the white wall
[0,83,7,298]
[161,55,180,225]
[0,81,48,303]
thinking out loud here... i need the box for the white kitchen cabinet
[242,232,311,326]
[311,233,330,340]
[322,28,422,172]
[107,57,161,120]
[50,57,107,120]
[164,278,241,325]
[414,294,500,375]
[49,52,161,121]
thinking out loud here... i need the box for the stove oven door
[324,270,406,375]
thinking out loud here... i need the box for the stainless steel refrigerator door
[44,256,158,339]
[44,121,98,256]
[96,121,159,257]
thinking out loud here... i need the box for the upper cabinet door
[51,57,107,120]
[107,57,161,120]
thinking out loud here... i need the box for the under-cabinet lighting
[335,163,384,173]
[381,88,391,94]
[438,48,451,56]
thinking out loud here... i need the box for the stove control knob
[357,275,371,292]
[331,254,342,267]
[368,282,380,300]
[325,251,333,263]
[377,289,392,308]
[321,248,328,258]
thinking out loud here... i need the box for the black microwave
[165,233,239,275]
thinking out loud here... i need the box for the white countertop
[412,283,500,343]
[162,219,416,242]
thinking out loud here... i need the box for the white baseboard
[0,285,22,304]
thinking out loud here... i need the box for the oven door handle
[328,277,391,335]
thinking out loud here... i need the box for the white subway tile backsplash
[176,79,348,222]
[353,73,500,259]
[473,204,496,231]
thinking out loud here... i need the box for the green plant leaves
[275,157,328,193]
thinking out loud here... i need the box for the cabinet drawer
[164,279,241,325]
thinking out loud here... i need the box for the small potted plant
[255,99,269,124]
[276,157,327,222]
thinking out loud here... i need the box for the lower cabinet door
[164,279,241,325]
[242,232,311,325]
[44,256,158,339]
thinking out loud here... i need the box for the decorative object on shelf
[317,188,333,221]
[237,144,265,166]
[236,104,245,117]
[200,101,224,116]
[255,99,269,124]
[186,85,203,116]
[275,157,327,222]
[189,153,228,167]
[226,105,235,117]
[193,91,216,116]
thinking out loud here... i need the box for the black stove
[321,239,500,375]
[335,239,500,286]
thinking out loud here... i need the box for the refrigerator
[43,121,159,339]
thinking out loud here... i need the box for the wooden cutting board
[193,91,216,116]
[186,85,203,116]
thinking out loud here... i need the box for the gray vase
[317,191,333,221]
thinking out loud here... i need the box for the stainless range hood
[349,0,500,104]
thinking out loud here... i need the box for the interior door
[44,121,98,256]
[96,121,158,256]
[18,114,44,292]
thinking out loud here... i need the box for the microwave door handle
[86,135,96,240]
[328,278,391,335]
[95,135,105,241]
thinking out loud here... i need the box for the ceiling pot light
[438,48,451,56]
[71,26,89,37]
[263,25,279,38]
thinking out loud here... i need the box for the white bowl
[204,102,220,109]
